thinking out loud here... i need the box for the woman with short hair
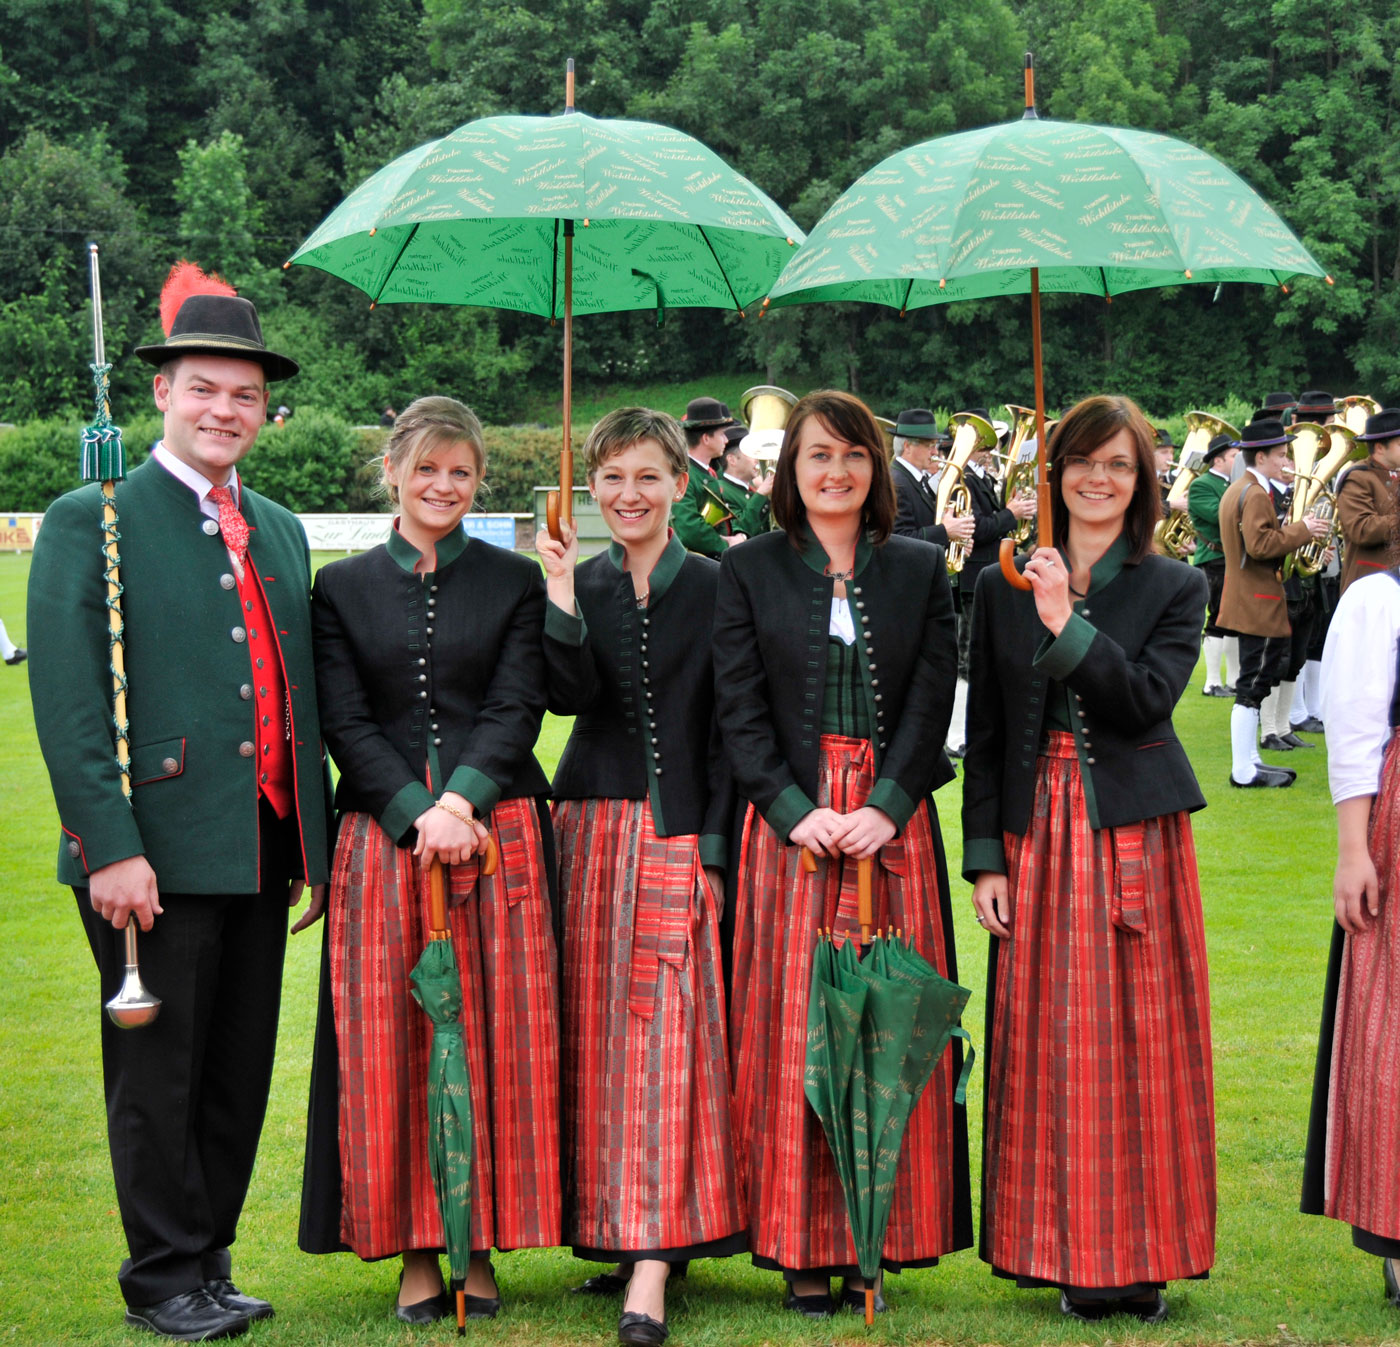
[964,394,1214,1323]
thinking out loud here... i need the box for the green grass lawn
[0,549,1384,1345]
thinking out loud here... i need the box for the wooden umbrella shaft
[561,223,573,529]
[998,266,1045,591]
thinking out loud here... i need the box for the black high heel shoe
[395,1270,451,1324]
[457,1260,501,1320]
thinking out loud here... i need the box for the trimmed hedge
[0,414,582,515]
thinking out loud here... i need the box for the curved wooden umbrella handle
[998,537,1031,591]
[546,490,562,543]
[800,847,819,874]
[428,858,449,938]
[481,832,499,877]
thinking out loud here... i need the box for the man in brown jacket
[1336,407,1400,593]
[1219,419,1330,787]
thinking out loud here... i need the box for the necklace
[1068,581,1087,598]
[824,566,854,583]
[634,589,649,609]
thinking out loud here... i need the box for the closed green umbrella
[409,859,475,1336]
[804,922,973,1326]
[766,53,1327,586]
[287,61,802,537]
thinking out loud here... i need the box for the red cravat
[207,485,250,565]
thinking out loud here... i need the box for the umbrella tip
[281,260,291,270]
[1325,274,1334,285]
[786,236,795,246]
[369,300,378,311]
[1184,268,1192,279]
[939,278,946,289]
[1281,283,1290,294]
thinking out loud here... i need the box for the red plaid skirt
[984,732,1215,1288]
[555,798,744,1258]
[330,798,561,1258]
[731,734,965,1273]
[1323,728,1400,1239]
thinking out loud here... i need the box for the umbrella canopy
[804,932,973,1325]
[766,114,1324,311]
[288,110,804,317]
[410,862,474,1334]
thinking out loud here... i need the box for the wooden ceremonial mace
[997,52,1052,594]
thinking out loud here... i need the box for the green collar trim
[1062,531,1131,596]
[607,532,687,603]
[386,519,469,575]
[797,532,874,579]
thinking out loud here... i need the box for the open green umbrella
[765,54,1328,588]
[410,859,475,1336]
[804,925,973,1326]
[287,61,803,537]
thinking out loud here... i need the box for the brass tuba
[1337,395,1380,437]
[1156,411,1239,559]
[934,410,997,573]
[739,384,797,464]
[1284,420,1362,577]
[874,416,898,457]
[1000,404,1042,545]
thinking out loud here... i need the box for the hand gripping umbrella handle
[427,836,501,937]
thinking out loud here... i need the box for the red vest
[235,557,296,819]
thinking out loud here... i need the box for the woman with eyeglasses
[962,394,1214,1325]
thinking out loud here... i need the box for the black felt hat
[893,408,939,440]
[723,422,749,448]
[1203,433,1236,463]
[1355,408,1400,442]
[1237,418,1295,448]
[135,293,299,381]
[682,397,735,429]
[1154,425,1176,448]
[1295,390,1336,418]
[1261,391,1297,411]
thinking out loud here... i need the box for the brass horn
[106,923,161,1028]
[740,384,798,436]
[874,416,897,457]
[1156,411,1239,559]
[1337,395,1380,437]
[1000,404,1041,545]
[935,410,997,574]
[1285,420,1361,578]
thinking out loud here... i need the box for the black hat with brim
[1237,418,1295,448]
[135,294,299,381]
[1203,433,1236,462]
[723,422,749,448]
[894,408,939,440]
[1262,391,1297,411]
[682,396,734,429]
[1356,407,1400,442]
[1295,390,1336,418]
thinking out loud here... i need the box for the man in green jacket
[1188,432,1239,696]
[715,424,774,538]
[674,396,742,557]
[28,276,329,1342]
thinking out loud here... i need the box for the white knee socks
[1231,704,1260,784]
[947,677,968,753]
[1224,636,1240,688]
[1203,635,1224,689]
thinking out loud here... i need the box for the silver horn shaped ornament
[105,923,161,1028]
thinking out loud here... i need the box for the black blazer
[713,530,958,841]
[893,461,950,547]
[961,548,1207,878]
[961,466,1016,595]
[544,539,733,863]
[312,528,550,845]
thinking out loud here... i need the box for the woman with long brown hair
[300,396,561,1323]
[964,394,1213,1323]
[713,389,970,1317]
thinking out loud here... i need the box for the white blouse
[829,595,856,645]
[1321,572,1400,804]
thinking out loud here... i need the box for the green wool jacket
[716,474,772,537]
[671,459,730,558]
[28,458,330,892]
[1187,468,1230,567]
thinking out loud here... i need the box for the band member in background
[539,408,744,1347]
[1300,483,1400,1307]
[29,273,329,1341]
[1337,408,1400,595]
[1155,427,1176,508]
[1190,434,1240,696]
[302,397,560,1324]
[674,398,742,557]
[892,408,976,554]
[716,423,775,537]
[714,389,969,1318]
[965,394,1213,1325]
[1218,420,1330,787]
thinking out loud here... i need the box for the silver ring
[975,914,985,924]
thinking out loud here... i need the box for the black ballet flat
[575,1270,632,1295]
[618,1309,669,1345]
[1058,1291,1113,1322]
[1118,1290,1169,1323]
[1384,1257,1399,1307]
[395,1271,451,1325]
[784,1286,834,1319]
[839,1278,887,1313]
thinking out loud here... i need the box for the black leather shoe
[124,1288,249,1341]
[1202,684,1233,697]
[461,1290,501,1320]
[946,744,965,759]
[1119,1290,1169,1323]
[395,1270,451,1325]
[1229,767,1295,788]
[204,1280,272,1323]
[839,1278,888,1313]
[618,1309,669,1345]
[783,1285,834,1318]
[1058,1291,1112,1322]
[1384,1256,1399,1306]
[1281,732,1315,749]
[1260,733,1293,751]
[1293,716,1325,733]
[575,1270,632,1295]
[4,648,25,666]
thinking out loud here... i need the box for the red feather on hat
[159,261,237,336]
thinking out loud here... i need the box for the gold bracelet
[436,800,474,826]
